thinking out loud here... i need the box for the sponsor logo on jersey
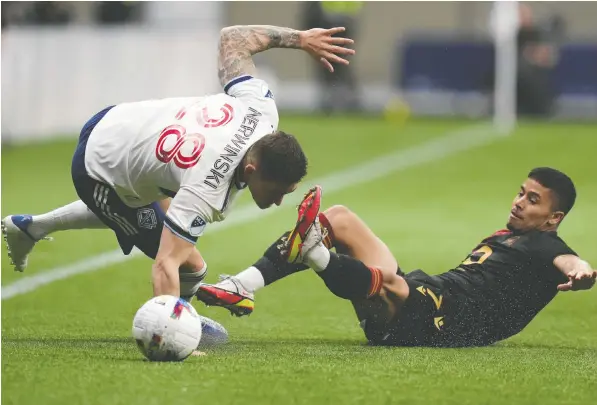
[203,107,262,190]
[502,236,520,247]
[137,208,157,229]
[189,216,207,237]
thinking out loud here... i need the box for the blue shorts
[71,106,165,258]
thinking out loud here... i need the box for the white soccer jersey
[84,76,278,243]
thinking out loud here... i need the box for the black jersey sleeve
[531,232,577,262]
[528,231,577,282]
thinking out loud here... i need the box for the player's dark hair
[528,167,576,214]
[251,131,308,184]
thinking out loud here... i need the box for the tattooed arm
[217,25,355,87]
[217,25,300,86]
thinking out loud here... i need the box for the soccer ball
[132,295,202,362]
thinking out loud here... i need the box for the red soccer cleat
[195,276,254,317]
[284,185,322,264]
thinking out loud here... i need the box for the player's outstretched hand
[299,27,355,73]
[557,269,597,292]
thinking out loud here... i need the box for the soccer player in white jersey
[2,25,355,301]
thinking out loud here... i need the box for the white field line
[1,124,500,300]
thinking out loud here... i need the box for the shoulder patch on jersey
[261,82,274,99]
[189,216,207,237]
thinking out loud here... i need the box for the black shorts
[362,270,479,348]
[71,106,166,259]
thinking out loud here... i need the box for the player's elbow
[219,26,241,41]
[219,26,231,39]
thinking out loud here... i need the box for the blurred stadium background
[2,2,596,405]
[2,1,597,142]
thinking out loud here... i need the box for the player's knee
[181,250,206,273]
[324,204,352,222]
[323,205,356,235]
[179,262,202,274]
[380,274,410,303]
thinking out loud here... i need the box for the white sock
[306,243,331,272]
[196,261,208,278]
[234,266,265,293]
[28,200,106,240]
[179,261,207,298]
[180,260,208,277]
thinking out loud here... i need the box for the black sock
[252,231,309,286]
[253,256,309,286]
[316,252,383,300]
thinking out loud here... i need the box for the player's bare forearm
[554,255,591,276]
[218,25,301,86]
[152,226,195,297]
[554,254,597,291]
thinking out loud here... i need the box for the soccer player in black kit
[197,167,596,347]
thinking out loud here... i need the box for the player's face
[507,178,563,232]
[248,175,298,209]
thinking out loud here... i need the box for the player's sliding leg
[221,210,334,291]
[319,205,409,335]
[195,186,323,316]
[280,194,410,334]
[284,205,409,303]
[194,232,311,315]
[194,187,408,318]
[208,204,389,301]
[322,205,399,276]
[1,200,107,272]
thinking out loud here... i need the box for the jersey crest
[137,208,157,230]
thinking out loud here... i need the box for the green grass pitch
[2,116,596,405]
